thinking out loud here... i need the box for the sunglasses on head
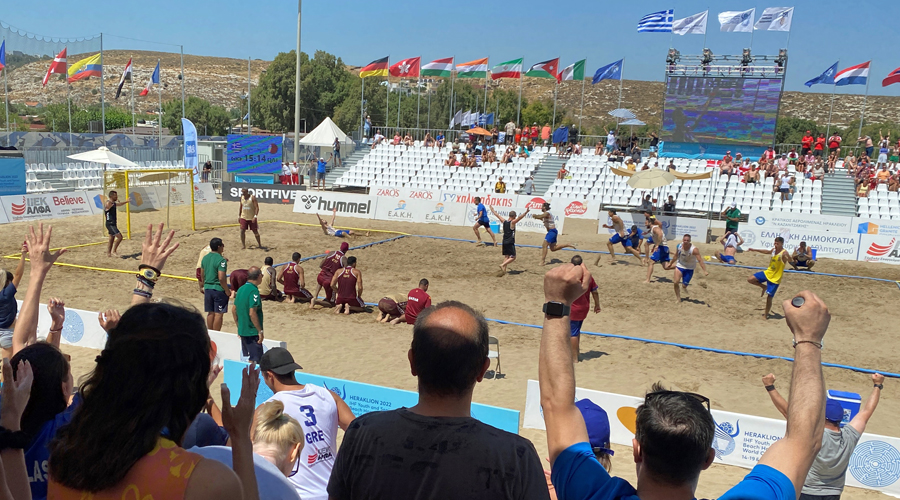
[645,391,711,412]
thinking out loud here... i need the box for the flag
[525,58,561,82]
[672,10,708,35]
[450,109,462,128]
[718,9,756,32]
[139,62,160,96]
[42,48,67,87]
[477,113,494,126]
[491,58,523,80]
[592,59,623,85]
[0,41,5,71]
[552,126,569,145]
[389,57,420,78]
[115,58,133,99]
[883,67,900,87]
[637,9,674,32]
[422,57,453,77]
[754,7,793,31]
[834,61,871,86]
[359,57,389,78]
[182,118,198,171]
[457,58,489,78]
[560,60,586,81]
[804,62,838,87]
[67,53,102,83]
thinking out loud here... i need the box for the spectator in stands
[648,132,659,155]
[501,148,514,164]
[877,139,890,168]
[890,174,900,192]
[828,132,842,157]
[505,120,516,144]
[890,147,899,170]
[779,175,793,201]
[517,144,530,158]
[541,122,551,146]
[812,162,826,181]
[573,142,582,156]
[845,152,857,170]
[814,133,826,157]
[203,160,213,182]
[631,144,642,164]
[491,127,499,144]
[531,123,540,145]
[514,127,522,144]
[423,133,434,147]
[328,301,547,499]
[494,176,507,194]
[291,162,299,185]
[316,157,327,190]
[371,129,384,149]
[465,153,477,168]
[788,147,799,164]
[745,164,760,184]
[790,241,816,270]
[605,129,616,153]
[436,132,445,148]
[859,135,874,158]
[444,151,456,167]
[639,195,653,213]
[403,132,413,147]
[234,266,265,362]
[594,140,604,156]
[281,162,290,185]
[458,152,470,167]
[391,132,401,146]
[766,160,779,179]
[364,116,372,138]
[762,371,883,500]
[557,164,568,180]
[545,398,614,500]
[259,257,282,301]
[663,195,676,215]
[801,130,814,156]
[665,159,675,172]
[777,153,789,171]
[825,153,836,175]
[877,165,891,184]
[720,157,734,175]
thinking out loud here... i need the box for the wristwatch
[542,302,570,318]
[874,384,884,390]
[140,267,160,282]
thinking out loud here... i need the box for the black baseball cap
[259,347,303,375]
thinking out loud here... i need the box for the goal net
[102,169,196,239]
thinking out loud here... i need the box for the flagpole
[551,79,558,130]
[359,77,365,140]
[130,56,135,141]
[703,7,710,48]
[397,81,402,129]
[247,57,251,131]
[483,59,489,123]
[616,58,625,132]
[66,79,72,144]
[858,64,871,140]
[180,45,186,121]
[825,60,838,142]
[100,33,106,142]
[579,60,586,132]
[449,55,455,133]
[416,77,421,130]
[516,55,523,126]
[427,84,432,130]
[3,38,9,146]
[157,58,162,145]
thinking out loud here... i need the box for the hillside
[7,50,898,130]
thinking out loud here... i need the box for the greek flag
[637,9,674,33]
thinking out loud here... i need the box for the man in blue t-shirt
[539,263,832,500]
[316,157,327,190]
[471,196,496,247]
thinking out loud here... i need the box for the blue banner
[0,157,27,196]
[658,141,767,160]
[182,118,199,173]
[226,135,283,174]
[223,360,520,434]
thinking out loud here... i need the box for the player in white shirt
[672,234,708,303]
[714,230,744,265]
[260,347,355,500]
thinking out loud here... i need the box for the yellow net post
[190,172,196,231]
[124,170,132,240]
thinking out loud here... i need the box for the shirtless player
[643,216,670,283]
[332,256,365,315]
[714,230,744,265]
[600,209,643,265]
[532,203,574,266]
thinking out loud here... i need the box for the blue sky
[4,0,898,95]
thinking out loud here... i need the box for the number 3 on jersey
[299,405,317,426]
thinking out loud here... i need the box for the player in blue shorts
[471,197,497,247]
[673,234,708,303]
[714,230,744,265]
[600,209,644,265]
[790,241,816,270]
[643,217,671,283]
[532,202,574,265]
[317,209,360,238]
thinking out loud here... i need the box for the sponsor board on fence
[374,196,468,226]
[371,187,441,202]
[23,301,285,361]
[738,226,860,261]
[456,193,566,234]
[293,191,376,220]
[523,380,900,497]
[857,234,900,265]
[597,212,710,241]
[0,192,95,222]
[222,181,306,204]
[853,217,900,237]
[749,211,854,233]
[225,359,520,435]
[548,197,602,220]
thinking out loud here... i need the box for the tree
[161,96,231,136]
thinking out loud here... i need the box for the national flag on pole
[359,57,389,78]
[672,10,709,35]
[804,62,838,87]
[457,58,489,79]
[637,9,674,32]
[139,62,160,96]
[883,67,900,87]
[525,58,561,82]
[754,7,794,31]
[67,53,102,83]
[421,57,454,77]
[389,57,420,78]
[592,59,623,85]
[834,61,871,86]
[450,109,462,128]
[0,41,6,71]
[560,60,586,81]
[42,48,67,87]
[718,9,756,32]
[115,58,133,99]
[491,58,523,80]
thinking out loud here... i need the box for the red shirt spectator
[814,136,826,151]
[828,135,841,150]
[801,132,814,152]
[404,287,432,324]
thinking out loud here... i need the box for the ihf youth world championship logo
[849,440,900,487]
[713,419,740,459]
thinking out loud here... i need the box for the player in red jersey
[277,252,314,303]
[309,241,348,309]
[376,293,408,323]
[331,256,365,315]
[391,279,432,325]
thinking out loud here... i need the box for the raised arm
[11,245,25,288]
[762,373,789,418]
[848,374,884,435]
[331,208,337,227]
[513,208,530,224]
[488,205,506,223]
[0,358,33,500]
[540,264,591,465]
[132,224,180,306]
[757,291,830,495]
[14,223,67,354]
[45,298,66,349]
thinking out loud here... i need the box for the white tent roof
[298,117,353,147]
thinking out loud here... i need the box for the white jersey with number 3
[267,384,339,500]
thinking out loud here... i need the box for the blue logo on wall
[61,311,85,344]
[755,217,766,225]
[713,419,740,459]
[849,440,900,487]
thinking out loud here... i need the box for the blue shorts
[334,230,349,237]
[651,245,670,263]
[646,236,654,244]
[795,260,811,268]
[721,254,736,264]
[204,289,229,313]
[570,320,584,337]
[609,233,632,247]
[676,267,694,286]
[545,228,558,245]
[753,271,780,296]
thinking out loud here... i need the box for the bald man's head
[411,301,489,398]
[247,266,262,283]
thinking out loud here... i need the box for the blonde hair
[253,400,304,464]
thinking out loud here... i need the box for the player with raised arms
[489,205,529,274]
[317,208,357,238]
[532,202,574,266]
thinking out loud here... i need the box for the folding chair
[488,336,501,376]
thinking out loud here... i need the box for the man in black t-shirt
[328,301,549,500]
[104,190,128,257]
[489,206,529,275]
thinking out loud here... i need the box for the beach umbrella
[608,108,636,119]
[67,146,140,168]
[627,168,675,190]
[619,118,646,126]
[464,127,493,136]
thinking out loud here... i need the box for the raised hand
[221,363,260,439]
[873,373,886,386]
[48,298,66,329]
[141,223,179,272]
[26,223,67,274]
[543,263,591,306]
[762,373,776,386]
[98,309,121,332]
[783,291,830,345]
[0,358,33,431]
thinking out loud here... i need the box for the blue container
[828,389,861,427]
[490,221,501,234]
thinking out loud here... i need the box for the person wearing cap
[232,266,265,362]
[315,157,328,190]
[722,202,741,234]
[545,399,614,500]
[762,372,885,500]
[260,347,355,500]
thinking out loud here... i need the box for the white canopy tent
[298,117,353,148]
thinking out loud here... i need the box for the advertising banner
[524,380,900,497]
[371,186,442,202]
[0,156,27,196]
[226,134,283,174]
[598,212,709,241]
[738,226,860,261]
[748,211,854,233]
[374,196,468,226]
[192,183,217,205]
[0,192,95,223]
[548,197,603,220]
[222,181,305,205]
[225,360,520,435]
[293,191,376,220]
[857,234,900,265]
[182,118,199,172]
[852,217,900,237]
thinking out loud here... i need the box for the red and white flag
[139,62,160,97]
[42,48,68,87]
[389,57,420,78]
[527,58,562,82]
[115,58,133,99]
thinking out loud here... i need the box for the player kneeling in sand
[714,230,743,265]
[277,252,314,303]
[672,234,708,303]
[532,202,574,266]
[332,256,366,315]
[376,293,408,323]
[318,208,357,238]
